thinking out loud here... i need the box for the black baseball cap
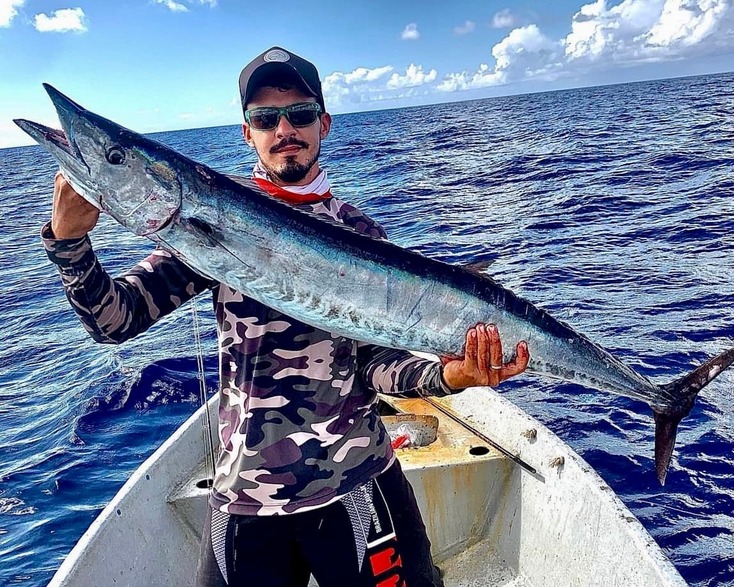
[239,46,325,114]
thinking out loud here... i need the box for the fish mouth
[18,83,184,237]
[13,119,70,153]
[14,86,92,177]
[13,118,89,174]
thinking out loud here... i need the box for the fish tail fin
[653,346,734,485]
[652,410,685,486]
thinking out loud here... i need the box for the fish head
[14,84,182,237]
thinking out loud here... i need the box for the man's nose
[274,113,297,137]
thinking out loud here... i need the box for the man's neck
[252,163,332,202]
[253,162,328,194]
[254,161,321,187]
[272,168,321,188]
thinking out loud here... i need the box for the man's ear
[319,113,332,141]
[242,123,254,147]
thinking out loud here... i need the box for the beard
[257,139,321,184]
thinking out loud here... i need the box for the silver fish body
[16,84,734,484]
[174,178,658,403]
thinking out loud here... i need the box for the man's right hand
[51,171,100,239]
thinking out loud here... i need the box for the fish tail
[653,346,734,485]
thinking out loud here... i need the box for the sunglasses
[245,102,322,131]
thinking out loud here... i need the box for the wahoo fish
[16,84,734,485]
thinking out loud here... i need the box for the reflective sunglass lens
[246,104,321,130]
[251,112,279,129]
[288,111,318,126]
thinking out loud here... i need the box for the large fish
[16,84,734,484]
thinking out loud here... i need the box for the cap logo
[263,49,290,63]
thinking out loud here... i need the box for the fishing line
[191,298,216,488]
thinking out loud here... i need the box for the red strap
[253,177,332,205]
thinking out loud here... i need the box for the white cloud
[0,0,25,28]
[646,0,730,48]
[153,0,217,12]
[34,8,87,33]
[156,0,188,11]
[387,64,438,88]
[562,0,734,63]
[323,65,394,107]
[454,20,476,35]
[437,0,734,94]
[438,24,560,92]
[344,65,394,84]
[492,8,516,28]
[564,0,663,61]
[493,24,559,75]
[401,23,419,40]
[437,64,505,92]
[323,63,438,107]
[319,0,734,105]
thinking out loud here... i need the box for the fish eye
[105,146,126,165]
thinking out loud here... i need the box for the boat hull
[49,387,686,587]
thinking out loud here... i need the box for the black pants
[196,460,443,586]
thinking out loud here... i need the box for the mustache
[270,137,309,153]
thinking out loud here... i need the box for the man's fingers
[487,324,503,370]
[442,334,529,389]
[464,326,479,369]
[479,324,495,374]
[500,341,530,379]
[518,341,529,365]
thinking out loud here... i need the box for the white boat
[49,387,687,586]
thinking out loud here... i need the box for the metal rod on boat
[421,396,545,482]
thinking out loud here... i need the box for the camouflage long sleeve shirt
[42,193,455,516]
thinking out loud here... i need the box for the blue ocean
[1,72,733,586]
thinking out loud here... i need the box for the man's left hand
[441,323,529,390]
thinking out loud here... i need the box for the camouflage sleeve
[334,201,388,239]
[357,344,458,397]
[41,222,213,344]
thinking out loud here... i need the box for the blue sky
[2,0,734,148]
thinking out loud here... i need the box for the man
[43,46,529,586]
